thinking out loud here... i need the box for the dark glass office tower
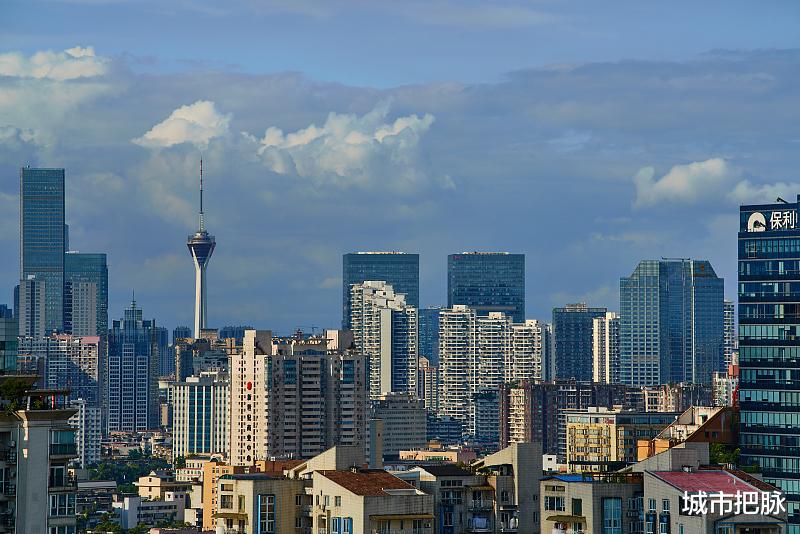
[65,252,108,336]
[20,167,66,333]
[342,252,419,329]
[418,306,442,363]
[0,305,17,373]
[108,300,158,432]
[447,252,525,322]
[552,304,607,380]
[620,259,724,386]
[739,197,800,529]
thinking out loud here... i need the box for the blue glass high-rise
[342,252,419,329]
[552,303,607,381]
[620,259,724,386]
[418,306,441,364]
[20,167,65,333]
[65,252,108,336]
[447,252,525,323]
[739,197,800,529]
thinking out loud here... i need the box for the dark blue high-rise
[65,252,108,336]
[552,303,607,380]
[620,259,724,386]
[20,167,66,333]
[342,252,419,329]
[739,196,800,530]
[447,252,525,322]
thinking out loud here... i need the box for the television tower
[187,159,216,338]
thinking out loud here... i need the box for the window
[258,494,275,534]
[572,498,583,516]
[662,499,670,513]
[296,494,303,506]
[443,512,454,527]
[239,495,246,512]
[335,496,342,507]
[296,518,302,528]
[544,496,565,511]
[602,497,622,534]
[324,495,330,507]
[648,498,656,513]
[49,465,66,487]
[343,518,353,534]
[332,517,341,534]
[220,494,233,509]
[413,519,424,534]
[49,528,76,534]
[500,490,509,502]
[377,521,390,534]
[48,494,75,516]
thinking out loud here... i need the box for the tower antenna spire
[199,157,205,232]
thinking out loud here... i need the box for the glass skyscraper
[739,197,800,529]
[0,305,17,373]
[342,252,419,329]
[20,167,66,333]
[418,306,442,363]
[620,259,724,387]
[552,303,607,381]
[65,252,108,336]
[447,252,525,323]
[108,300,158,432]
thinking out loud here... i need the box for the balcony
[469,500,494,511]
[0,451,15,464]
[49,443,77,458]
[49,475,77,491]
[0,485,14,498]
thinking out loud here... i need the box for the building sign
[681,490,785,516]
[747,210,797,232]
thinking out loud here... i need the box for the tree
[709,443,740,466]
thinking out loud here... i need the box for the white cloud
[255,102,438,190]
[0,46,108,80]
[133,100,232,149]
[0,125,46,147]
[728,180,800,204]
[633,158,740,208]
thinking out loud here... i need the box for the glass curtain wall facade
[447,252,525,323]
[342,252,419,329]
[552,304,607,381]
[65,252,108,336]
[739,197,800,530]
[20,167,66,333]
[620,259,724,386]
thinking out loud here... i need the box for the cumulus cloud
[0,125,45,147]
[255,102,438,190]
[633,158,740,208]
[0,46,108,80]
[133,100,232,149]
[729,180,800,204]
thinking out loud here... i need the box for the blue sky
[1,1,800,333]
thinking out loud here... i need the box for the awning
[214,512,248,519]
[371,514,434,520]
[546,515,585,523]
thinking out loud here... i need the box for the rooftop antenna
[199,157,205,232]
[777,197,788,204]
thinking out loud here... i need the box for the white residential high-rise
[438,306,545,441]
[172,370,230,460]
[19,334,101,405]
[418,356,439,412]
[229,330,368,465]
[65,280,97,336]
[69,399,102,468]
[723,299,736,366]
[592,312,620,384]
[350,281,418,399]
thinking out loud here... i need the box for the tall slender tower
[187,160,216,338]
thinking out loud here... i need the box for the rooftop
[651,470,758,494]
[319,469,419,496]
[419,465,474,477]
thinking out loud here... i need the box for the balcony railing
[49,443,77,457]
[0,451,15,464]
[469,500,493,510]
[0,484,15,497]
[49,475,77,490]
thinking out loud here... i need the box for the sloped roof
[319,469,418,496]
[651,470,757,493]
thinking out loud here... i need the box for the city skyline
[2,3,799,333]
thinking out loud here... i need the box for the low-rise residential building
[113,491,188,530]
[135,470,192,500]
[565,408,678,473]
[637,406,738,461]
[213,473,305,534]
